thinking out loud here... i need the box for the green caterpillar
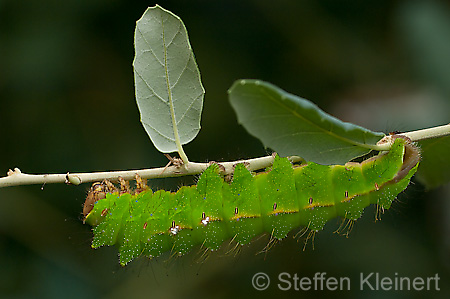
[84,136,420,266]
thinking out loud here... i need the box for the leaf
[133,5,204,153]
[228,80,385,165]
[416,135,450,189]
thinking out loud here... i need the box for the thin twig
[1,123,449,188]
[401,123,450,142]
[0,156,303,188]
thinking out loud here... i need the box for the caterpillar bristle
[302,230,316,251]
[334,218,354,238]
[258,234,279,259]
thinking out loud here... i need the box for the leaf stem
[161,13,189,165]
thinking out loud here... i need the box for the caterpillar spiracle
[83,136,420,266]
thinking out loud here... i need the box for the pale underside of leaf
[228,80,386,165]
[133,5,204,154]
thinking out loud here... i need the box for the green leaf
[228,80,385,165]
[416,136,450,189]
[133,5,204,154]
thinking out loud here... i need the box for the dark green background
[0,0,448,298]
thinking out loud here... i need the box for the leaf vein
[136,26,164,66]
[136,71,167,104]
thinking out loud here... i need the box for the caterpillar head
[83,180,117,219]
[83,175,150,220]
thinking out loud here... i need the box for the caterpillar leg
[134,173,148,194]
[118,176,130,194]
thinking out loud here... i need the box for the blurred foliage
[0,0,449,298]
[417,136,450,189]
